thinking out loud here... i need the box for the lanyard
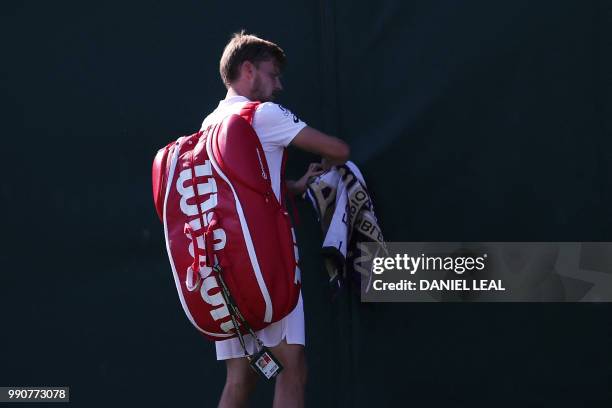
[213,264,264,359]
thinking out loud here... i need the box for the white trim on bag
[206,119,274,323]
[163,137,233,339]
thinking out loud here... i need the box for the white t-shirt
[201,95,307,201]
[200,95,307,360]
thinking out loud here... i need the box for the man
[201,31,349,408]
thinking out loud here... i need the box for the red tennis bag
[152,102,301,341]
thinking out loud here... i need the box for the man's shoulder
[254,102,303,126]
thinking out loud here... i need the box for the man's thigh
[225,356,259,386]
[270,340,306,372]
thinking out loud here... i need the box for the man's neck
[226,86,251,100]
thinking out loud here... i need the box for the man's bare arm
[290,126,350,165]
[286,127,349,195]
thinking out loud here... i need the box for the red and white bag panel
[152,102,301,341]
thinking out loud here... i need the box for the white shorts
[215,292,305,360]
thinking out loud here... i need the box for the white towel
[305,161,386,291]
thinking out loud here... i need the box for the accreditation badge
[249,346,283,379]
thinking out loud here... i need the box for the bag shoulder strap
[238,101,261,125]
[237,100,293,215]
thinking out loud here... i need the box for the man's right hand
[286,162,326,195]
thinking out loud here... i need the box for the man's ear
[240,61,255,81]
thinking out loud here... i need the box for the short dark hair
[219,30,286,87]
